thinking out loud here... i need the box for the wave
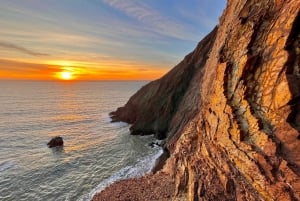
[81,148,163,201]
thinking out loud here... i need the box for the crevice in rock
[225,178,236,196]
[223,62,250,141]
[285,11,300,133]
[284,183,300,201]
[193,181,199,201]
[199,183,205,197]
[246,17,264,56]
[287,162,300,176]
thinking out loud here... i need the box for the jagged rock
[148,142,160,148]
[47,136,63,148]
[107,0,300,200]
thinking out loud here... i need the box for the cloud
[0,58,58,72]
[0,41,49,56]
[101,0,198,40]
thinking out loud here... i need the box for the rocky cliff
[110,26,217,140]
[110,0,300,200]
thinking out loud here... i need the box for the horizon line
[0,78,153,82]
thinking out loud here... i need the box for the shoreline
[92,172,175,201]
[90,146,171,201]
[151,148,170,174]
[88,144,168,200]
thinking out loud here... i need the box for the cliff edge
[110,26,218,140]
[102,0,300,200]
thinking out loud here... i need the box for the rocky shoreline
[92,172,175,201]
[151,149,169,174]
[91,147,170,201]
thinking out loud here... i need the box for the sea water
[0,80,161,201]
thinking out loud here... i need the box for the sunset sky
[0,0,226,80]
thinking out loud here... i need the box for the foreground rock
[47,136,63,148]
[103,0,300,200]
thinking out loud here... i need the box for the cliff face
[110,27,218,140]
[111,0,300,200]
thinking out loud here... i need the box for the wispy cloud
[0,41,49,56]
[0,0,225,80]
[176,6,217,29]
[102,0,198,40]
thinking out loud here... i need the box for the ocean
[0,80,162,201]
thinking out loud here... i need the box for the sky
[0,0,226,80]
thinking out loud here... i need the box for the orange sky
[0,1,225,81]
[0,58,168,81]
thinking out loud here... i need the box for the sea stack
[47,136,64,148]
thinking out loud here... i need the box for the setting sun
[53,65,79,81]
[55,70,76,81]
[60,71,73,80]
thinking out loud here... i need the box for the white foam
[110,120,129,128]
[82,148,163,201]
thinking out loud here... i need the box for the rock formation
[110,27,217,140]
[47,136,64,148]
[109,0,300,200]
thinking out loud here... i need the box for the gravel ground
[92,172,175,201]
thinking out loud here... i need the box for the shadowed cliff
[109,0,300,200]
[110,27,218,140]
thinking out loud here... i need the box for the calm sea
[0,80,161,201]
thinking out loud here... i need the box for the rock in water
[47,136,64,148]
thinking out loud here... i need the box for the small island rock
[47,136,64,148]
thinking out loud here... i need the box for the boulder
[47,136,63,148]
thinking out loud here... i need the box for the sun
[59,71,74,80]
[53,65,79,81]
[61,71,72,80]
